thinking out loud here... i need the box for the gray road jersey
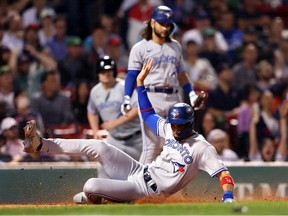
[128,39,186,87]
[148,119,227,195]
[87,79,141,138]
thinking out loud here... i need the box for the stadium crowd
[1,0,288,163]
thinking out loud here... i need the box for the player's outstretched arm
[217,171,235,203]
[137,59,161,133]
[121,70,140,115]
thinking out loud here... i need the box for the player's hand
[121,95,131,115]
[101,120,116,131]
[190,90,207,110]
[136,59,153,86]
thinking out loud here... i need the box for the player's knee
[96,141,113,155]
[83,178,100,194]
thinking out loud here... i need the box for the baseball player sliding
[23,59,235,204]
[121,5,200,164]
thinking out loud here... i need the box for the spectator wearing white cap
[0,117,27,162]
[207,129,239,162]
[38,8,56,47]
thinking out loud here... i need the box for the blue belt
[143,167,157,192]
[145,87,178,94]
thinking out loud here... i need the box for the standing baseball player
[121,5,199,164]
[23,60,235,204]
[87,56,142,177]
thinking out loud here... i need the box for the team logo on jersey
[172,161,185,173]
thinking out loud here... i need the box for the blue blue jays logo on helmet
[172,161,186,173]
[171,109,179,118]
[151,5,174,24]
[167,103,194,125]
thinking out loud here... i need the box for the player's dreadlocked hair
[141,20,172,42]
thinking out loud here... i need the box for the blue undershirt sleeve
[182,82,194,96]
[124,70,140,96]
[137,85,161,133]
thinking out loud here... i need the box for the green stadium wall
[0,162,287,204]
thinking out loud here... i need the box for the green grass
[1,201,288,215]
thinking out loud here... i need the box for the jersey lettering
[164,139,193,164]
[150,54,179,66]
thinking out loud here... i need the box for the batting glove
[189,91,198,108]
[222,191,235,203]
[121,95,131,115]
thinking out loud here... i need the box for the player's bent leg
[38,138,142,180]
[83,178,146,203]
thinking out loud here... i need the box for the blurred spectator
[0,23,4,42]
[236,83,261,160]
[38,8,56,47]
[58,36,93,88]
[0,100,8,123]
[207,0,232,25]
[236,0,271,32]
[13,53,31,92]
[232,26,274,64]
[265,17,285,51]
[124,0,155,50]
[207,128,239,162]
[198,111,217,138]
[23,24,42,54]
[255,60,276,92]
[182,11,228,52]
[83,24,107,54]
[72,80,90,125]
[198,27,228,69]
[30,70,74,128]
[232,43,258,92]
[12,90,44,140]
[22,21,57,72]
[0,45,17,74]
[0,134,12,163]
[206,62,240,129]
[249,97,288,161]
[218,11,243,64]
[45,16,67,62]
[22,0,55,28]
[183,39,217,92]
[62,0,97,38]
[0,65,15,114]
[164,0,195,30]
[1,11,24,52]
[249,90,279,157]
[106,35,129,79]
[0,117,27,162]
[274,32,288,80]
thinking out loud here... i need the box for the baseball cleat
[73,192,104,204]
[23,120,42,153]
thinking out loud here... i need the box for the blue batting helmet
[151,5,174,24]
[167,103,194,125]
[167,103,195,140]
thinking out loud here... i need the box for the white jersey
[128,39,186,88]
[148,118,227,195]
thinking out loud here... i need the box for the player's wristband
[221,176,234,187]
[222,190,234,202]
[182,83,194,96]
